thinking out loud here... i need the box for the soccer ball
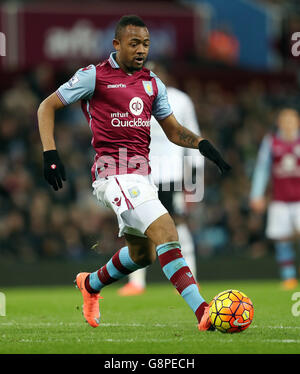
[209,289,254,333]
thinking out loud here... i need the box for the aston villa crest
[143,81,154,96]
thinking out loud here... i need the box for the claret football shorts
[266,201,300,240]
[92,173,168,237]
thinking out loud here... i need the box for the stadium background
[0,0,299,286]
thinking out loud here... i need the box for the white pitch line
[0,322,187,328]
[3,338,184,344]
[4,338,300,345]
[264,339,300,343]
[251,325,300,329]
[1,322,300,336]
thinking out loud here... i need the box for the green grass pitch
[0,280,300,354]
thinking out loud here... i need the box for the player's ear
[113,39,120,52]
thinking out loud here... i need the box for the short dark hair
[114,15,147,40]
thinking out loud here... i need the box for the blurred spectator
[206,26,240,66]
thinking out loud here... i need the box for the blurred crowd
[182,76,297,259]
[0,62,300,263]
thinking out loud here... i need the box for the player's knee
[131,250,156,267]
[142,250,156,266]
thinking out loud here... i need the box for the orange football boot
[118,282,145,296]
[198,304,215,331]
[75,272,102,328]
[281,278,298,290]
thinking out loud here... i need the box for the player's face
[113,25,150,73]
[278,109,300,140]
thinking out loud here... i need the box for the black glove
[43,150,66,191]
[198,140,231,175]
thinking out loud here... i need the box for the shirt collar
[108,52,119,69]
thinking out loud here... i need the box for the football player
[37,15,230,329]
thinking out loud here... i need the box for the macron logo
[107,83,126,89]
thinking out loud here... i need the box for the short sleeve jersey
[56,52,172,180]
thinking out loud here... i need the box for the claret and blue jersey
[56,52,173,180]
[250,132,300,202]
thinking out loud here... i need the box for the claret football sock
[156,241,206,323]
[85,246,143,293]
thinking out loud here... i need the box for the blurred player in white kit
[118,61,204,295]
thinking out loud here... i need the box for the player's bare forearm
[37,92,65,151]
[175,125,203,148]
[38,92,67,191]
[159,114,231,175]
[158,114,203,149]
[37,102,56,151]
